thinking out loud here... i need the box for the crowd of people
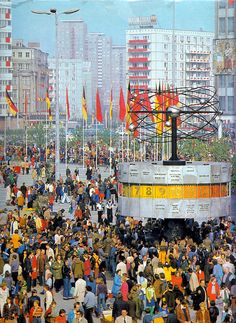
[0,157,235,323]
[2,143,151,170]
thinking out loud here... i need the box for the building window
[219,18,226,34]
[228,17,234,33]
[26,52,30,58]
[227,74,234,88]
[219,96,225,111]
[219,0,226,8]
[219,75,226,88]
[18,52,22,58]
[228,96,234,111]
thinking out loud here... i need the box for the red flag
[119,87,126,122]
[66,87,70,120]
[228,0,234,5]
[96,89,103,123]
[130,88,140,138]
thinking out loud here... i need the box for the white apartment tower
[0,0,12,116]
[87,33,112,115]
[111,45,126,122]
[48,58,92,120]
[58,20,88,60]
[126,16,214,92]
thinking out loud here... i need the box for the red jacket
[207,281,220,301]
[121,281,129,302]
[84,259,91,276]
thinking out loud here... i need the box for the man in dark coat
[194,279,208,310]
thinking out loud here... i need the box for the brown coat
[175,304,191,323]
[194,309,211,323]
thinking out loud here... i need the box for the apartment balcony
[130,84,149,89]
[187,59,210,63]
[129,75,149,79]
[187,76,210,81]
[128,66,150,71]
[186,67,211,72]
[186,50,211,55]
[128,57,149,63]
[128,48,149,53]
[128,39,149,44]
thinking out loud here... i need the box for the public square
[0,0,236,323]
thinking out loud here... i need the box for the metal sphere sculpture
[128,86,221,143]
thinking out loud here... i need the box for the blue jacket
[112,274,121,297]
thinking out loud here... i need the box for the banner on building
[213,39,236,74]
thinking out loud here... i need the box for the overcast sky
[12,0,215,56]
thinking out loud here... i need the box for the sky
[12,0,216,56]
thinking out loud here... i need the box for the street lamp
[31,8,80,180]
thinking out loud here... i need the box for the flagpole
[25,112,28,159]
[161,131,165,161]
[139,131,142,162]
[127,131,130,162]
[121,123,124,163]
[109,118,112,175]
[156,138,159,161]
[82,118,85,169]
[65,110,68,169]
[4,115,7,161]
[95,119,98,169]
[45,101,48,163]
[133,138,136,162]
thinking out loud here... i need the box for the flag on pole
[130,87,140,138]
[5,89,18,116]
[66,87,70,120]
[109,89,113,120]
[119,87,126,122]
[125,82,132,132]
[45,91,52,121]
[154,83,164,136]
[96,88,103,123]
[82,86,88,121]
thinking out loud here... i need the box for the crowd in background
[0,158,235,323]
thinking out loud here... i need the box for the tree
[179,137,232,162]
[232,156,236,190]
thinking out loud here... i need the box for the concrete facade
[214,0,236,128]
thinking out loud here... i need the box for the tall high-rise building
[48,58,92,120]
[111,45,126,121]
[58,20,88,60]
[87,33,112,115]
[214,0,236,128]
[12,40,49,118]
[126,16,214,92]
[0,0,12,116]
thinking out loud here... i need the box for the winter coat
[112,274,121,297]
[52,260,63,280]
[72,258,84,279]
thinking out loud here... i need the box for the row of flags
[5,84,180,137]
